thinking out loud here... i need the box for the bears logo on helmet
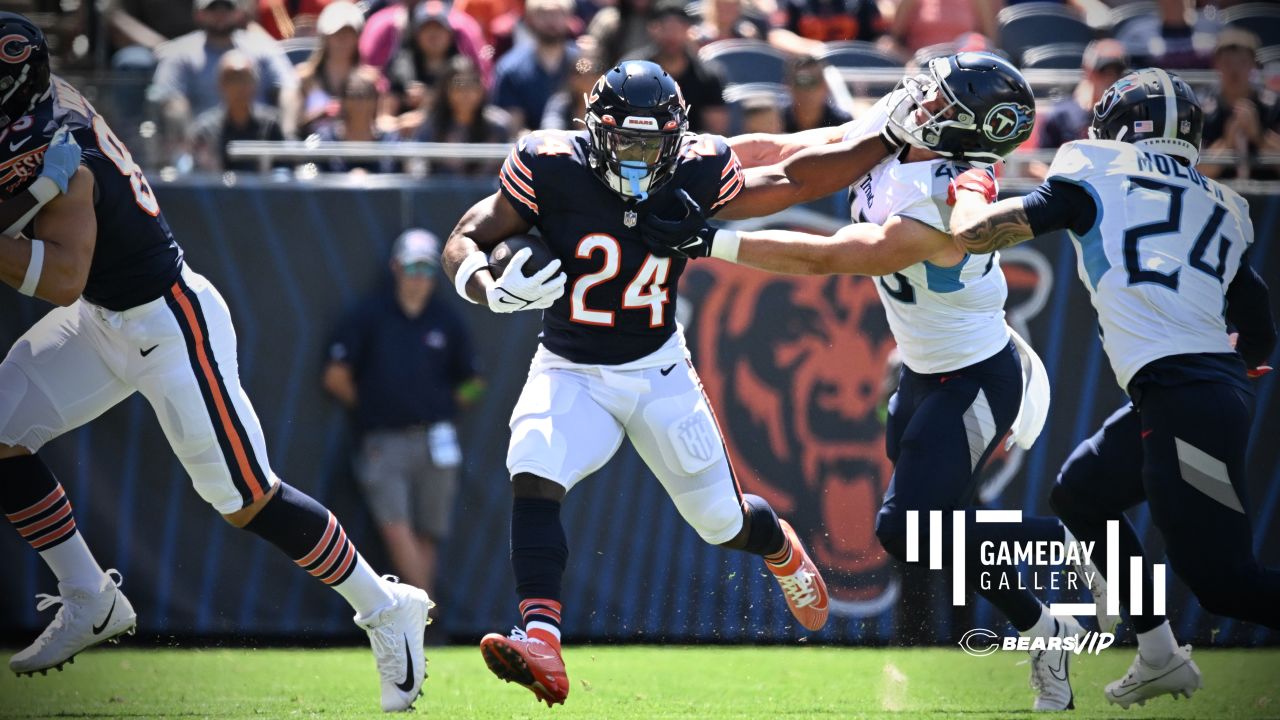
[583,60,688,200]
[0,13,50,130]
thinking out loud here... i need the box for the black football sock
[511,497,568,644]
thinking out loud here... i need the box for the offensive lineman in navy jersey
[0,15,431,712]
[443,60,896,705]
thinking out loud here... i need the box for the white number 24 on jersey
[571,234,671,327]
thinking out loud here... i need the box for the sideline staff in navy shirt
[323,229,481,598]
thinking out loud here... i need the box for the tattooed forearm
[952,197,1035,255]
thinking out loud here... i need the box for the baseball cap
[393,229,441,266]
[414,1,452,29]
[651,0,693,22]
[1215,27,1260,57]
[1082,39,1127,73]
[317,1,365,36]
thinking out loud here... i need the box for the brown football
[488,236,556,278]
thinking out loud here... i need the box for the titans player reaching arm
[644,53,1102,712]
[949,68,1277,709]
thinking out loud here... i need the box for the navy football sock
[0,454,79,551]
[511,497,568,640]
[243,482,392,616]
[0,454,105,587]
[740,494,788,560]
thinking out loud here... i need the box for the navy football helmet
[1089,67,1203,166]
[584,60,688,200]
[885,52,1035,166]
[0,13,50,130]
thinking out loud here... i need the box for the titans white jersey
[844,102,1011,374]
[1046,140,1254,388]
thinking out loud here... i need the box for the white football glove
[486,247,566,313]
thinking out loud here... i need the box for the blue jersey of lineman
[0,76,182,310]
[498,129,743,365]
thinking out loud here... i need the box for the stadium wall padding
[1,178,1276,647]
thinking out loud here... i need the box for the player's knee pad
[675,485,745,546]
[0,362,54,452]
[874,506,908,562]
[734,494,784,555]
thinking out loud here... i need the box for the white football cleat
[1105,645,1202,708]
[1029,615,1083,711]
[356,578,434,713]
[10,569,136,676]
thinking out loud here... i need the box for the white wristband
[19,239,44,296]
[453,250,489,303]
[4,177,61,236]
[28,176,60,204]
[710,229,741,263]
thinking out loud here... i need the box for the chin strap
[619,162,650,201]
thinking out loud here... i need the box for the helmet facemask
[586,113,684,201]
[885,54,1035,167]
[884,66,978,158]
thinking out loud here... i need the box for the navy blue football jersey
[0,76,182,310]
[498,130,743,364]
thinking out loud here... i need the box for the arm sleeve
[1226,251,1277,369]
[681,135,743,217]
[497,135,546,225]
[1021,179,1098,237]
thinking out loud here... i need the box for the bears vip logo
[683,210,1051,618]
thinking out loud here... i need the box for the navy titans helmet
[885,52,1035,166]
[0,13,50,130]
[584,60,689,200]
[1089,67,1204,166]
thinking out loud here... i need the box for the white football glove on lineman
[486,247,566,313]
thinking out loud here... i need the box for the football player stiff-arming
[950,67,1278,709]
[643,52,1101,712]
[0,15,430,713]
[442,59,897,707]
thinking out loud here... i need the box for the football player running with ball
[950,68,1277,709]
[0,15,429,712]
[443,60,898,706]
[643,53,1096,711]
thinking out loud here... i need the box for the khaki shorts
[355,425,459,541]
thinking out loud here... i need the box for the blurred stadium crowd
[20,0,1280,180]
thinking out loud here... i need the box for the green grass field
[1,646,1277,719]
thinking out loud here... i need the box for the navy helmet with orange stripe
[0,13,50,131]
[1089,67,1203,166]
[584,60,688,201]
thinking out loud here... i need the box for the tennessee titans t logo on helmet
[982,103,1032,143]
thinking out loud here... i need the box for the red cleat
[767,519,830,631]
[479,629,569,707]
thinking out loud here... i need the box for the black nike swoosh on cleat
[395,635,416,692]
[1111,660,1189,696]
[92,595,117,635]
[140,345,159,357]
[660,364,677,376]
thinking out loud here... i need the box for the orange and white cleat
[767,519,830,631]
[479,628,569,707]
